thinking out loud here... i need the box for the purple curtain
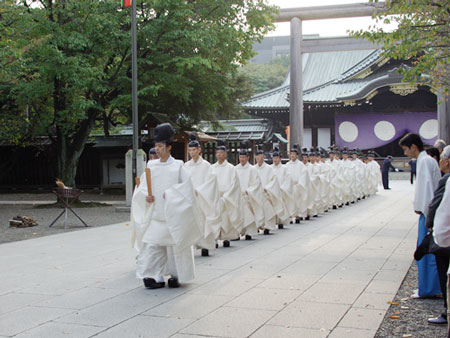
[335,111,437,150]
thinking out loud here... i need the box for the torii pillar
[277,3,387,148]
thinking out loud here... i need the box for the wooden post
[290,17,303,148]
[437,89,450,144]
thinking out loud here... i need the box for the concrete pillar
[290,17,303,148]
[126,149,147,207]
[437,89,450,144]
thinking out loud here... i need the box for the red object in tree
[122,0,131,8]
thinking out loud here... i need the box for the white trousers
[136,242,195,283]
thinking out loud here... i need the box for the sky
[267,0,396,37]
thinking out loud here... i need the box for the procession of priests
[131,123,382,289]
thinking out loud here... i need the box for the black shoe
[332,205,337,210]
[143,278,165,289]
[428,314,447,325]
[278,224,284,229]
[313,215,318,217]
[305,216,310,221]
[295,218,300,224]
[263,229,270,235]
[245,235,252,240]
[362,196,366,199]
[223,240,230,247]
[215,243,219,249]
[168,277,180,288]
[324,210,328,212]
[345,202,349,206]
[201,249,209,257]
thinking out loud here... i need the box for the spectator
[427,147,441,163]
[435,139,447,154]
[427,145,450,325]
[399,133,441,298]
[381,155,398,190]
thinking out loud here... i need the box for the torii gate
[276,2,450,147]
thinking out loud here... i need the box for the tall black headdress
[255,144,264,156]
[216,140,227,152]
[188,132,200,148]
[272,146,280,157]
[239,141,249,156]
[290,144,299,154]
[154,123,174,144]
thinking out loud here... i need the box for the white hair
[434,139,447,151]
[442,145,450,160]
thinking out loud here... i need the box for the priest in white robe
[286,146,309,221]
[271,148,297,225]
[254,148,286,230]
[131,123,202,289]
[235,147,265,239]
[210,144,242,247]
[184,134,218,257]
[400,133,441,297]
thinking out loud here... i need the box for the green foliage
[0,0,276,184]
[239,55,290,94]
[351,0,450,95]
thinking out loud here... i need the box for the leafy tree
[0,0,276,187]
[352,0,450,94]
[239,55,289,94]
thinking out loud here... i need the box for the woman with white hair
[435,139,447,154]
[429,145,450,325]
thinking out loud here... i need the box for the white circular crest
[339,121,358,142]
[374,120,396,141]
[419,119,438,139]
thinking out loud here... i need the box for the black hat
[239,141,249,156]
[154,123,174,143]
[342,147,348,155]
[387,155,393,159]
[149,148,156,155]
[368,151,376,157]
[290,144,299,154]
[255,144,264,156]
[272,146,280,157]
[216,140,227,152]
[188,132,200,148]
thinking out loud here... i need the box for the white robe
[131,156,201,282]
[235,162,264,235]
[286,159,310,217]
[210,160,242,239]
[255,162,285,227]
[271,163,297,218]
[414,151,441,215]
[184,157,217,250]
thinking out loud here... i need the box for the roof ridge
[335,49,383,83]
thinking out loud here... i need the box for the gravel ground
[376,262,448,338]
[0,191,126,202]
[0,193,130,244]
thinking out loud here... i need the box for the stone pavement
[0,181,418,338]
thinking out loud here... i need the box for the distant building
[243,46,437,156]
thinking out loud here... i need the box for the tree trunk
[55,110,97,188]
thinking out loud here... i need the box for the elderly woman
[430,145,450,329]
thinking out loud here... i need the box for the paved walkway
[0,181,418,338]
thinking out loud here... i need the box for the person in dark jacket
[426,145,450,325]
[382,155,398,190]
[409,159,417,184]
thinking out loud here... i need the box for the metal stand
[49,189,89,229]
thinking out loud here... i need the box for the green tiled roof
[243,49,387,108]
